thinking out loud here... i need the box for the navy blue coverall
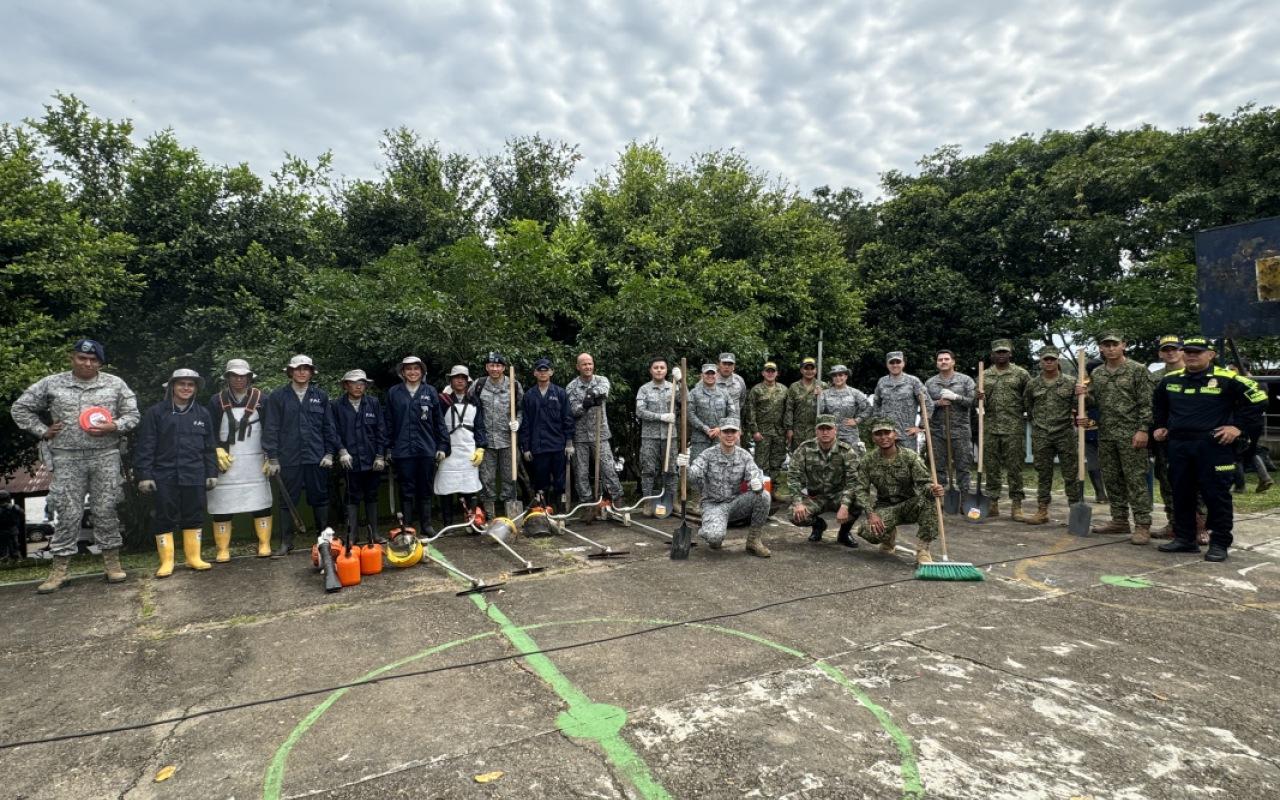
[384,382,451,528]
[518,383,576,506]
[262,385,338,529]
[134,400,219,532]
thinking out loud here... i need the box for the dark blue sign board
[1196,214,1280,337]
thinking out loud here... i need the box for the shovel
[671,357,693,560]
[964,361,991,523]
[943,406,961,515]
[654,370,679,519]
[1068,348,1094,536]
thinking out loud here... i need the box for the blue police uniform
[134,400,219,532]
[384,382,451,530]
[518,382,575,506]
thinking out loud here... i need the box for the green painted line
[816,662,924,799]
[1100,575,1154,588]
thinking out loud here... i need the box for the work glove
[470,448,485,467]
[373,455,385,472]
[206,477,218,491]
[565,442,575,458]
[659,412,675,423]
[676,451,690,468]
[138,480,156,494]
[216,447,234,472]
[509,419,520,432]
[385,449,394,464]
[581,392,597,410]
[748,477,764,492]
[671,367,682,383]
[523,449,533,463]
[940,389,960,402]
[435,451,447,465]
[338,449,353,470]
[319,454,334,469]
[264,458,281,476]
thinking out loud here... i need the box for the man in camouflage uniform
[852,417,945,567]
[1022,346,1080,524]
[566,353,625,519]
[976,339,1030,520]
[635,357,681,515]
[472,352,524,519]
[1149,335,1184,538]
[784,356,826,451]
[715,353,748,409]
[789,415,861,547]
[871,351,930,452]
[924,350,975,498]
[687,364,738,502]
[1077,330,1155,544]
[677,417,772,556]
[745,361,788,499]
[11,339,140,593]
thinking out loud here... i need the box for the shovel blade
[963,493,990,523]
[1068,503,1093,536]
[670,523,692,560]
[943,487,962,515]
[653,489,676,519]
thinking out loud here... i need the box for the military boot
[483,501,496,521]
[1150,522,1174,540]
[214,521,232,562]
[254,515,274,556]
[1010,500,1025,522]
[746,527,771,558]
[808,515,827,542]
[879,527,898,554]
[1026,504,1050,525]
[1130,524,1151,546]
[271,515,295,558]
[37,555,71,594]
[915,540,934,566]
[102,548,127,583]
[155,534,175,577]
[836,522,858,548]
[182,529,211,570]
[1091,517,1130,536]
[989,499,1000,518]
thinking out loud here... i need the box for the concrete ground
[2,493,1279,800]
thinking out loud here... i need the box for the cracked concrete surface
[1,496,1278,798]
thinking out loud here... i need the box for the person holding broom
[852,416,945,566]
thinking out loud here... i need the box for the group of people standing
[10,330,1269,593]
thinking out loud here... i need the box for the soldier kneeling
[853,417,946,567]
[789,415,862,547]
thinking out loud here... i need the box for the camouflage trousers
[931,430,972,498]
[639,438,679,498]
[574,440,625,503]
[1098,439,1153,525]
[698,491,770,545]
[478,447,518,502]
[48,449,124,557]
[1030,429,1081,506]
[855,496,939,545]
[983,431,1026,502]
[751,431,787,481]
[789,494,857,526]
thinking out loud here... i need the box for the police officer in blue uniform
[384,356,451,536]
[518,358,576,512]
[262,355,339,556]
[332,369,388,545]
[1153,337,1268,562]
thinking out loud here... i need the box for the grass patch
[139,580,156,618]
[323,603,351,613]
[226,615,260,626]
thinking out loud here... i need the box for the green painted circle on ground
[1100,575,1153,589]
[556,702,628,739]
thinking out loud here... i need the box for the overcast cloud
[3,0,1278,197]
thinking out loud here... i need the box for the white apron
[206,395,273,515]
[434,397,482,494]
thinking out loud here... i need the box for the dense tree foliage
[3,96,1278,479]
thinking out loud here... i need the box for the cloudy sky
[4,0,1278,198]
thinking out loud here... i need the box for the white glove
[338,450,353,470]
[264,458,281,476]
[373,455,385,472]
[565,443,575,458]
[940,389,960,402]
[138,480,156,494]
[206,477,218,491]
[659,412,675,423]
[319,454,334,469]
[749,477,763,492]
[435,451,447,465]
[671,367,683,383]
[509,419,520,432]
[676,452,690,468]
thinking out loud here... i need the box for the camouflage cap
[1157,334,1182,350]
[867,416,897,434]
[885,351,904,363]
[815,414,837,428]
[1097,330,1125,344]
[719,417,742,431]
[828,364,850,376]
[701,363,718,374]
[1181,336,1212,352]
[1038,346,1060,359]
[718,353,736,364]
[991,338,1013,352]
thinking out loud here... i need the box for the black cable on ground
[0,535,1235,751]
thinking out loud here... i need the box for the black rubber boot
[417,498,435,538]
[346,504,360,541]
[1232,463,1247,494]
[837,522,858,548]
[365,500,386,544]
[808,516,827,542]
[314,505,330,535]
[270,512,294,558]
[400,492,415,529]
[1088,468,1108,503]
[441,494,454,529]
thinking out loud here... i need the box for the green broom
[916,391,984,581]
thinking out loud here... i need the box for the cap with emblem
[285,354,316,373]
[867,416,897,434]
[486,352,506,365]
[763,361,777,371]
[701,363,717,374]
[447,365,470,379]
[1157,335,1182,350]
[533,358,552,370]
[1097,330,1125,344]
[1038,346,1060,359]
[815,414,837,428]
[72,338,106,364]
[885,351,904,363]
[718,353,736,364]
[991,338,1013,352]
[340,369,369,384]
[1180,336,1212,352]
[719,417,741,431]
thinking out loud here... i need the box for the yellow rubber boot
[155,534,175,578]
[214,522,232,563]
[254,516,273,557]
[182,529,211,570]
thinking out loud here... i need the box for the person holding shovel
[975,339,1030,520]
[1022,346,1081,524]
[852,417,946,567]
[635,357,681,516]
[924,349,975,500]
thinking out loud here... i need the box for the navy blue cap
[72,339,106,364]
[533,358,553,370]
[486,352,506,365]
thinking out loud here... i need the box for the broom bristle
[916,561,985,581]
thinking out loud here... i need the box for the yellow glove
[470,448,485,467]
[216,448,234,472]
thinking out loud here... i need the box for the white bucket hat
[223,359,256,380]
[285,354,316,373]
[163,368,206,393]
